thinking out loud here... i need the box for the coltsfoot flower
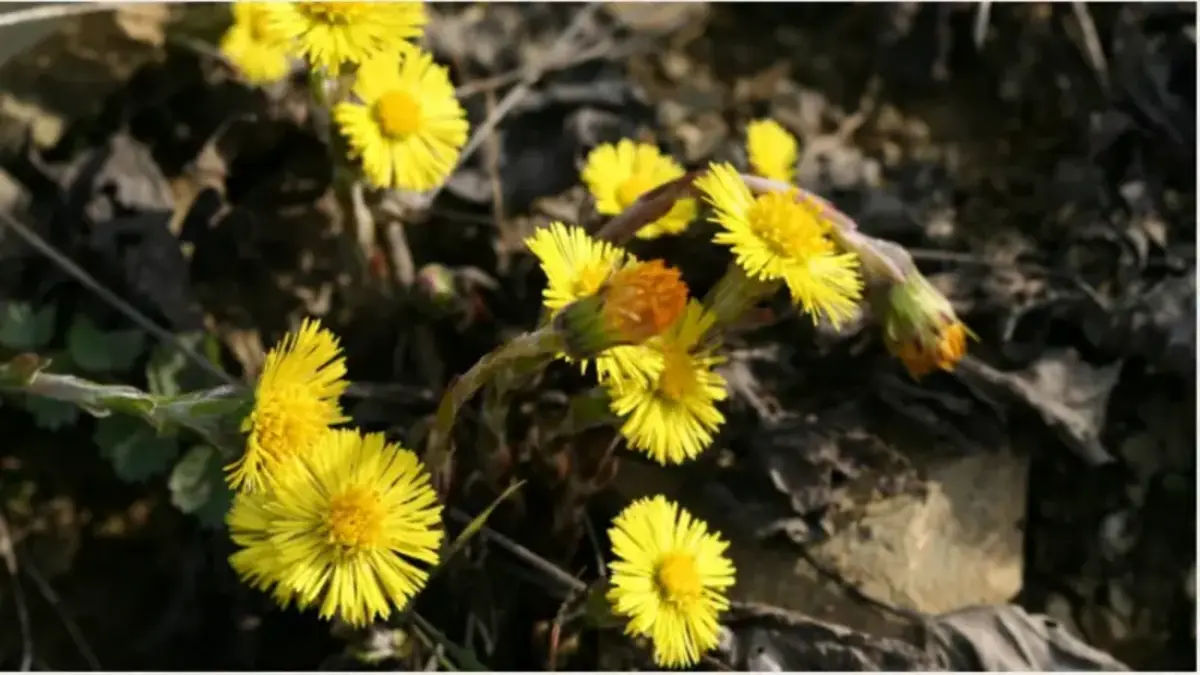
[228,318,349,493]
[219,2,292,85]
[695,162,863,328]
[605,301,727,465]
[525,221,631,314]
[607,495,736,668]
[582,140,697,239]
[335,50,469,192]
[227,429,445,627]
[881,273,972,378]
[260,1,426,72]
[525,222,675,384]
[554,259,690,377]
[745,118,798,184]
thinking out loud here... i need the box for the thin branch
[420,3,603,208]
[21,556,101,670]
[446,509,586,595]
[973,1,993,48]
[453,37,641,98]
[0,3,119,29]
[0,509,33,671]
[1070,2,1111,93]
[0,212,238,389]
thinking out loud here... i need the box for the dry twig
[420,3,603,209]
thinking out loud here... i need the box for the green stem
[702,262,781,334]
[0,359,247,455]
[423,328,565,481]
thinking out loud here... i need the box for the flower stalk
[0,355,247,453]
[422,328,566,486]
[702,261,781,333]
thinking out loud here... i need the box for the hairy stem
[423,328,565,486]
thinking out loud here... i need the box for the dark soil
[0,3,1194,671]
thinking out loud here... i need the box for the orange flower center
[658,347,698,401]
[375,90,422,139]
[327,486,386,551]
[616,172,659,210]
[601,260,688,344]
[656,552,703,605]
[299,2,368,24]
[746,192,831,259]
[894,320,969,379]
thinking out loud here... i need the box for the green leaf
[67,316,145,374]
[146,333,217,397]
[0,302,56,351]
[22,395,79,430]
[442,480,524,565]
[94,414,179,482]
[168,445,232,529]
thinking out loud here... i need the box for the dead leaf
[114,4,172,48]
[924,604,1130,671]
[956,351,1122,465]
[719,601,935,671]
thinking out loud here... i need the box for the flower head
[607,495,736,668]
[228,318,349,493]
[582,140,697,239]
[261,1,426,72]
[227,487,302,608]
[695,163,863,327]
[881,274,972,378]
[227,429,445,627]
[745,119,798,184]
[335,50,469,192]
[525,222,631,314]
[606,301,727,465]
[600,260,691,345]
[554,260,690,365]
[220,3,293,85]
[525,222,666,383]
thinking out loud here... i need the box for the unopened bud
[416,263,458,310]
[555,260,688,359]
[879,273,971,378]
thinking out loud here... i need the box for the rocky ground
[0,3,1194,670]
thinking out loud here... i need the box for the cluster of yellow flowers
[576,120,969,376]
[214,4,970,666]
[222,317,739,667]
[219,2,468,193]
[533,127,865,470]
[224,319,445,627]
[521,121,970,665]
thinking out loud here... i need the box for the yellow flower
[227,487,301,608]
[695,163,863,327]
[228,318,349,493]
[745,119,798,184]
[220,3,293,85]
[606,301,727,465]
[524,222,654,382]
[227,429,445,627]
[525,222,631,313]
[261,1,426,72]
[582,140,697,240]
[607,495,736,669]
[334,50,469,192]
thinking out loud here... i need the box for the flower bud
[879,273,971,378]
[555,260,688,359]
